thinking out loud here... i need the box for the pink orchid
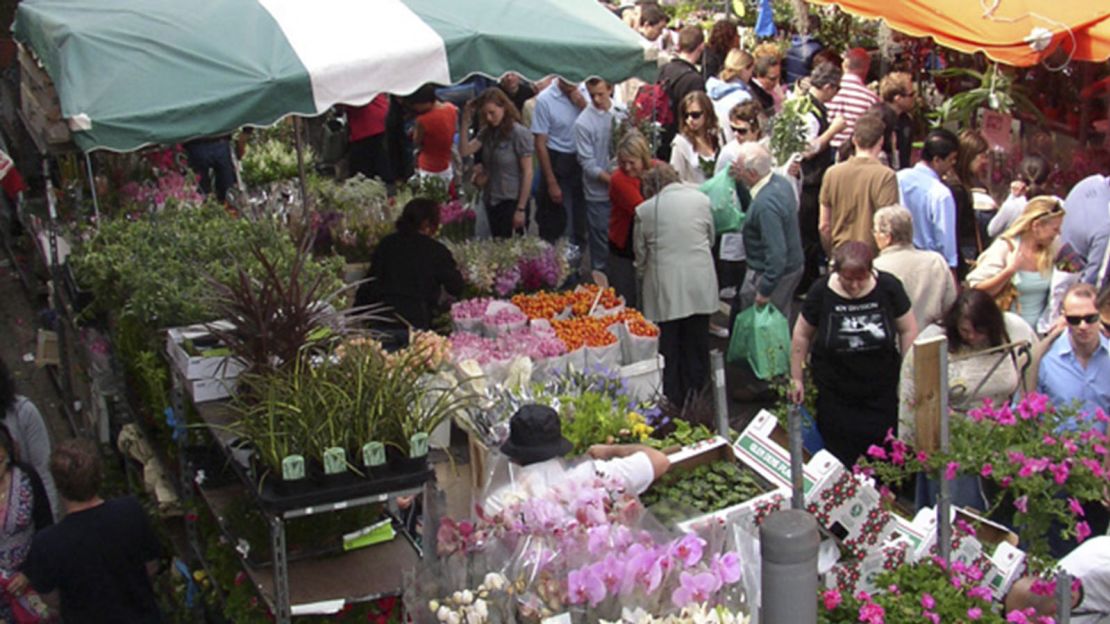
[712,552,741,584]
[592,555,625,594]
[671,571,722,607]
[567,567,606,607]
[671,534,706,567]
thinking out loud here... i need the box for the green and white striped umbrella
[14,0,657,152]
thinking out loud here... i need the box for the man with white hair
[729,142,804,316]
[872,205,957,331]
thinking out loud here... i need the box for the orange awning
[807,0,1110,67]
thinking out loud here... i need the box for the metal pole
[788,404,804,509]
[761,509,819,624]
[936,341,952,563]
[44,160,77,433]
[83,152,100,225]
[710,349,729,438]
[293,117,310,229]
[1055,570,1072,624]
[270,514,291,624]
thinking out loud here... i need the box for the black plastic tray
[252,464,433,514]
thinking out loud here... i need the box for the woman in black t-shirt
[787,241,917,467]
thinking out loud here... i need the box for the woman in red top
[410,85,458,185]
[608,131,654,309]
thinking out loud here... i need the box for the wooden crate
[17,44,73,151]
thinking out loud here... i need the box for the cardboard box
[165,323,245,381]
[827,540,911,596]
[186,376,237,403]
[650,437,788,532]
[732,409,832,499]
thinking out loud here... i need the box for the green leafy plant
[240,137,315,186]
[768,95,814,166]
[930,64,1044,127]
[641,460,769,525]
[203,233,361,376]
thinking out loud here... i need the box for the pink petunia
[921,593,936,609]
[1069,497,1086,517]
[1077,521,1092,543]
[980,463,993,478]
[822,588,842,610]
[858,601,885,624]
[968,606,983,620]
[945,461,960,480]
[866,445,888,460]
[1014,495,1029,513]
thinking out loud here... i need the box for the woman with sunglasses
[897,289,1035,510]
[669,91,720,185]
[969,197,1065,332]
[707,49,754,144]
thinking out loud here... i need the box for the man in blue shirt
[896,129,959,279]
[1062,174,1110,289]
[532,79,587,245]
[1038,283,1110,432]
[574,78,623,275]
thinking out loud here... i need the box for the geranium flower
[858,601,885,624]
[822,588,842,610]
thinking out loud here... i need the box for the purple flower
[670,534,706,567]
[671,571,722,608]
[712,552,741,584]
[593,555,625,594]
[1077,521,1092,543]
[923,611,940,624]
[567,567,606,606]
[1014,495,1029,513]
[921,593,936,609]
[968,606,983,620]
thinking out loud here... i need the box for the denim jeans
[584,199,611,272]
[184,138,235,202]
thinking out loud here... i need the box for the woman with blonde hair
[968,196,1065,331]
[669,91,719,184]
[707,50,754,143]
[608,131,656,308]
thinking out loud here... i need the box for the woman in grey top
[0,359,57,520]
[461,88,535,238]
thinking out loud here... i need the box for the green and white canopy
[14,0,657,152]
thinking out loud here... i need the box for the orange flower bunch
[511,291,572,319]
[618,309,661,337]
[551,316,620,350]
[568,285,622,317]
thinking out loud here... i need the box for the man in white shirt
[1006,536,1110,623]
[481,405,670,515]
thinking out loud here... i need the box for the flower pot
[386,446,428,475]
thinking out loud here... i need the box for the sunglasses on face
[1065,313,1100,326]
[685,111,704,120]
[731,125,752,135]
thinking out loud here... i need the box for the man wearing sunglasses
[1037,282,1110,434]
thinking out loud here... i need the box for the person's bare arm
[818,202,833,255]
[534,134,562,204]
[895,310,918,353]
[514,154,534,231]
[788,316,817,404]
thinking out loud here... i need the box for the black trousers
[658,314,710,406]
[535,149,584,245]
[487,199,519,239]
[797,183,823,296]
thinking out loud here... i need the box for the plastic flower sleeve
[622,319,660,365]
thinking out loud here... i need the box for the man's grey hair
[736,142,773,178]
[873,205,914,245]
[641,163,680,199]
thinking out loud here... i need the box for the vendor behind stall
[482,405,670,515]
[354,198,464,342]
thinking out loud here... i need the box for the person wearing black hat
[483,405,670,514]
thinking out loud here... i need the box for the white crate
[186,376,238,403]
[165,323,245,381]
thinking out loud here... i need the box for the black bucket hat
[500,404,573,465]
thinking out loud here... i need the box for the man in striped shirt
[826,48,880,153]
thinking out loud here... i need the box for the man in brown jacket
[818,114,899,254]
